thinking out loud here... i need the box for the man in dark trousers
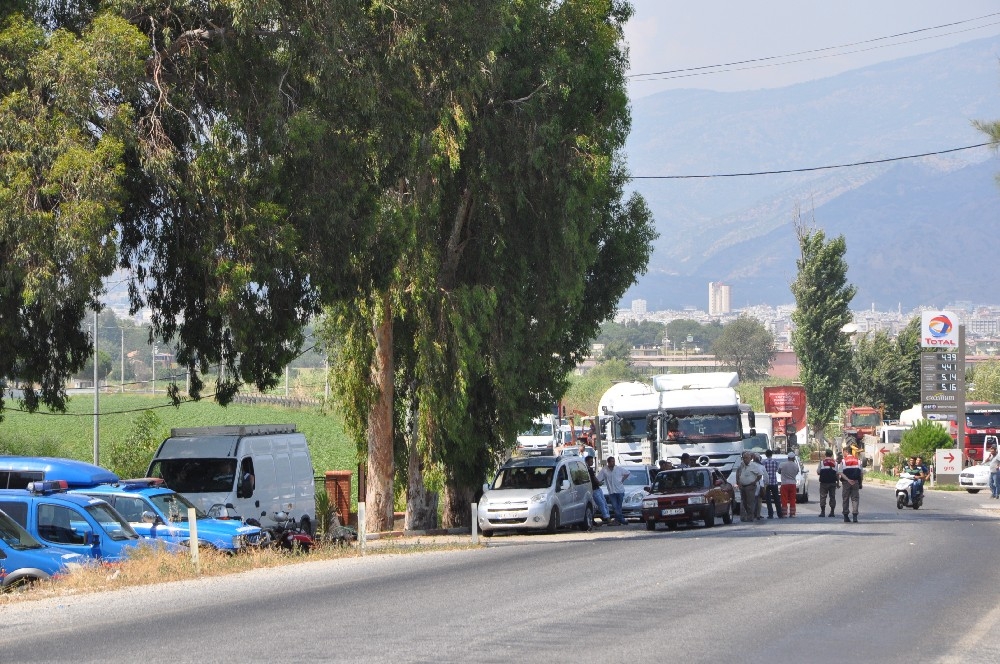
[761,449,783,519]
[816,449,839,517]
[839,454,863,523]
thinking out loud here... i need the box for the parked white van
[147,424,316,534]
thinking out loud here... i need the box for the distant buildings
[631,299,647,316]
[708,282,731,316]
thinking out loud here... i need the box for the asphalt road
[3,484,999,663]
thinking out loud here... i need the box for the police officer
[839,454,863,523]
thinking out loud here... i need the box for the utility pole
[93,310,100,466]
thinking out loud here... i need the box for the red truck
[842,406,882,443]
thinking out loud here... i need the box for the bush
[900,420,953,462]
[106,410,166,478]
[881,452,903,474]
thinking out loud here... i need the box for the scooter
[895,472,923,510]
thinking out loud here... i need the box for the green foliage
[563,360,644,416]
[712,315,776,382]
[790,221,856,439]
[900,420,954,461]
[882,452,903,473]
[599,339,634,365]
[970,359,1000,403]
[596,320,665,347]
[664,319,723,353]
[314,489,334,536]
[844,318,920,419]
[105,410,165,479]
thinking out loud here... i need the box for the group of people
[584,455,630,526]
[732,449,802,522]
[815,449,864,522]
[901,455,929,505]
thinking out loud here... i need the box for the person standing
[761,449,783,519]
[989,446,1000,499]
[777,452,800,517]
[585,456,611,524]
[752,454,767,520]
[839,454,863,522]
[816,449,839,517]
[732,451,762,523]
[597,456,630,526]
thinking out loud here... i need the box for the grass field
[0,393,356,475]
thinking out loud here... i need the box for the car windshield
[0,509,43,550]
[150,492,206,523]
[623,468,650,486]
[148,458,236,494]
[520,422,553,437]
[492,465,555,490]
[85,503,140,541]
[653,470,709,492]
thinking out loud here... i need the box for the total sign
[935,448,962,475]
[921,310,959,348]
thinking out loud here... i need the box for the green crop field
[0,393,356,475]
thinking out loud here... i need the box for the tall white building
[631,299,647,316]
[708,282,731,316]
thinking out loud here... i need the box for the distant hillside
[624,35,1000,310]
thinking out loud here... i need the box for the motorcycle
[249,510,315,552]
[895,472,923,510]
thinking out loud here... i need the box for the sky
[624,0,1000,99]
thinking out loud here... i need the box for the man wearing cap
[816,449,839,517]
[777,451,800,518]
[839,454,863,523]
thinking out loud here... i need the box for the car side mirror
[84,531,100,547]
[238,474,254,499]
[141,510,159,524]
[560,479,571,492]
[643,486,651,492]
[482,483,490,494]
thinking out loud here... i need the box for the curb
[363,527,470,541]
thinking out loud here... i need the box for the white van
[147,424,316,534]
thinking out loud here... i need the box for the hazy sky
[624,1,1000,98]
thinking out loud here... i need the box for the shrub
[900,420,953,462]
[106,410,166,478]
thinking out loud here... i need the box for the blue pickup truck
[74,479,263,552]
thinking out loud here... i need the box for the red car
[641,467,735,530]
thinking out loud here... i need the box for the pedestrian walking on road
[839,454,863,522]
[585,456,611,524]
[761,449,782,519]
[778,452,800,517]
[816,449,839,517]
[597,456,630,526]
[733,451,762,523]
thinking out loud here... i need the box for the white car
[959,463,991,493]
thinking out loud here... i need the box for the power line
[629,14,1000,82]
[630,142,993,180]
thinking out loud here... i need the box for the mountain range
[622,35,1000,311]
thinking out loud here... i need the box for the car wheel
[666,522,679,531]
[967,489,981,494]
[896,494,906,510]
[482,529,494,538]
[645,519,656,531]
[703,503,716,528]
[721,501,734,525]
[579,504,594,531]
[547,506,560,534]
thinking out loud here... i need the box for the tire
[896,494,906,510]
[721,501,734,525]
[967,489,981,494]
[645,519,656,531]
[482,529,494,538]
[801,491,809,504]
[913,498,921,510]
[666,522,679,531]
[578,504,594,531]
[299,515,313,537]
[703,503,716,528]
[546,506,560,534]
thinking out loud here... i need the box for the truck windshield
[616,415,649,440]
[0,510,43,550]
[968,412,1000,428]
[148,459,237,494]
[675,413,741,441]
[850,412,881,427]
[85,503,140,541]
[150,492,207,523]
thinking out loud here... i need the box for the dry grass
[1,538,479,605]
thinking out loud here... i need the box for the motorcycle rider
[906,455,927,504]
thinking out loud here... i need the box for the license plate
[662,508,685,516]
[493,512,519,520]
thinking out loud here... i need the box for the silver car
[478,457,594,536]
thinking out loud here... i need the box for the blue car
[0,507,86,590]
[0,456,119,489]
[0,482,178,562]
[74,479,263,553]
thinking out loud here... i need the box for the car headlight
[688,496,706,505]
[530,493,548,503]
[480,494,489,506]
[232,535,242,549]
[624,492,644,506]
[642,499,657,509]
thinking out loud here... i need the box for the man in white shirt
[597,456,631,526]
[732,451,762,523]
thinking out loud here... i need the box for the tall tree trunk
[442,473,473,528]
[366,291,395,533]
[404,383,437,530]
